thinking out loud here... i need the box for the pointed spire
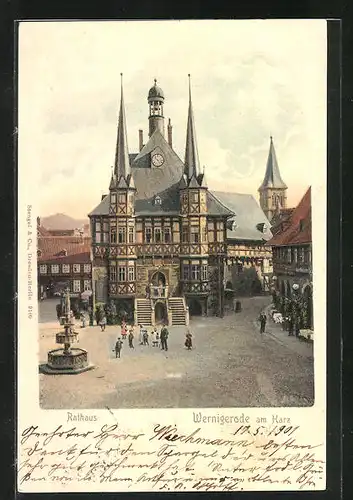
[258,136,287,190]
[184,74,200,179]
[114,73,130,180]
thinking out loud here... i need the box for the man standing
[128,328,134,349]
[160,324,169,351]
[115,338,123,358]
[259,312,267,334]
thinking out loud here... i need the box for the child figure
[121,320,127,340]
[152,327,159,347]
[185,330,193,350]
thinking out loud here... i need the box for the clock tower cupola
[148,79,165,138]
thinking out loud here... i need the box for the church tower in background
[258,136,288,222]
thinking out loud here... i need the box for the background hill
[41,213,88,230]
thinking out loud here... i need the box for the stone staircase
[168,297,189,326]
[135,298,152,326]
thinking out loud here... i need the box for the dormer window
[154,195,162,206]
[59,249,67,257]
[256,222,267,233]
[299,219,305,232]
[37,249,42,258]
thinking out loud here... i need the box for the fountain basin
[56,331,78,344]
[40,347,95,375]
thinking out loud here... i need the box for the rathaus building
[89,76,273,325]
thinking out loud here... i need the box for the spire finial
[154,78,157,85]
[270,135,273,141]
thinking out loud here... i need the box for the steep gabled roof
[130,129,184,200]
[258,137,287,191]
[267,187,311,246]
[38,236,91,263]
[212,191,272,241]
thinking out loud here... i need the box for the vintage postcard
[18,19,327,492]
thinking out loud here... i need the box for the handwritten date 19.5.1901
[233,425,299,438]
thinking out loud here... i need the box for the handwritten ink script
[19,422,325,492]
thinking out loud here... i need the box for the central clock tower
[148,79,165,138]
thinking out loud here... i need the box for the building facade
[268,187,313,330]
[37,234,92,303]
[89,77,273,325]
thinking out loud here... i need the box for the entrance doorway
[188,298,202,316]
[155,302,168,324]
[151,271,166,286]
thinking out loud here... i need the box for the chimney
[167,118,173,147]
[139,129,144,151]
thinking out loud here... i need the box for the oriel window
[109,265,117,281]
[190,226,200,243]
[191,264,200,280]
[164,227,171,243]
[145,227,152,243]
[110,227,117,243]
[154,227,162,243]
[201,265,208,281]
[118,227,126,243]
[118,193,126,204]
[118,266,126,282]
[128,266,135,281]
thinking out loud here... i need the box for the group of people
[114,323,193,359]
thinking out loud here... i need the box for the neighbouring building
[37,235,92,305]
[267,187,313,330]
[89,76,273,326]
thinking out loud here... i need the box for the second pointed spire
[184,74,200,180]
[114,73,131,181]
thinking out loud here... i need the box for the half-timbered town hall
[89,76,273,325]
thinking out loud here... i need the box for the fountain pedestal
[40,289,95,375]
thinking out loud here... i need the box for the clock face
[152,153,164,167]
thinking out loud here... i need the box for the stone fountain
[41,288,94,374]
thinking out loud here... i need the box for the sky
[18,20,327,219]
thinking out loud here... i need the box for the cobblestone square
[39,297,314,409]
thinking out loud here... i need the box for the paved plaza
[38,297,314,409]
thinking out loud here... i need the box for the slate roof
[258,137,287,190]
[38,236,91,263]
[267,187,311,246]
[212,191,272,241]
